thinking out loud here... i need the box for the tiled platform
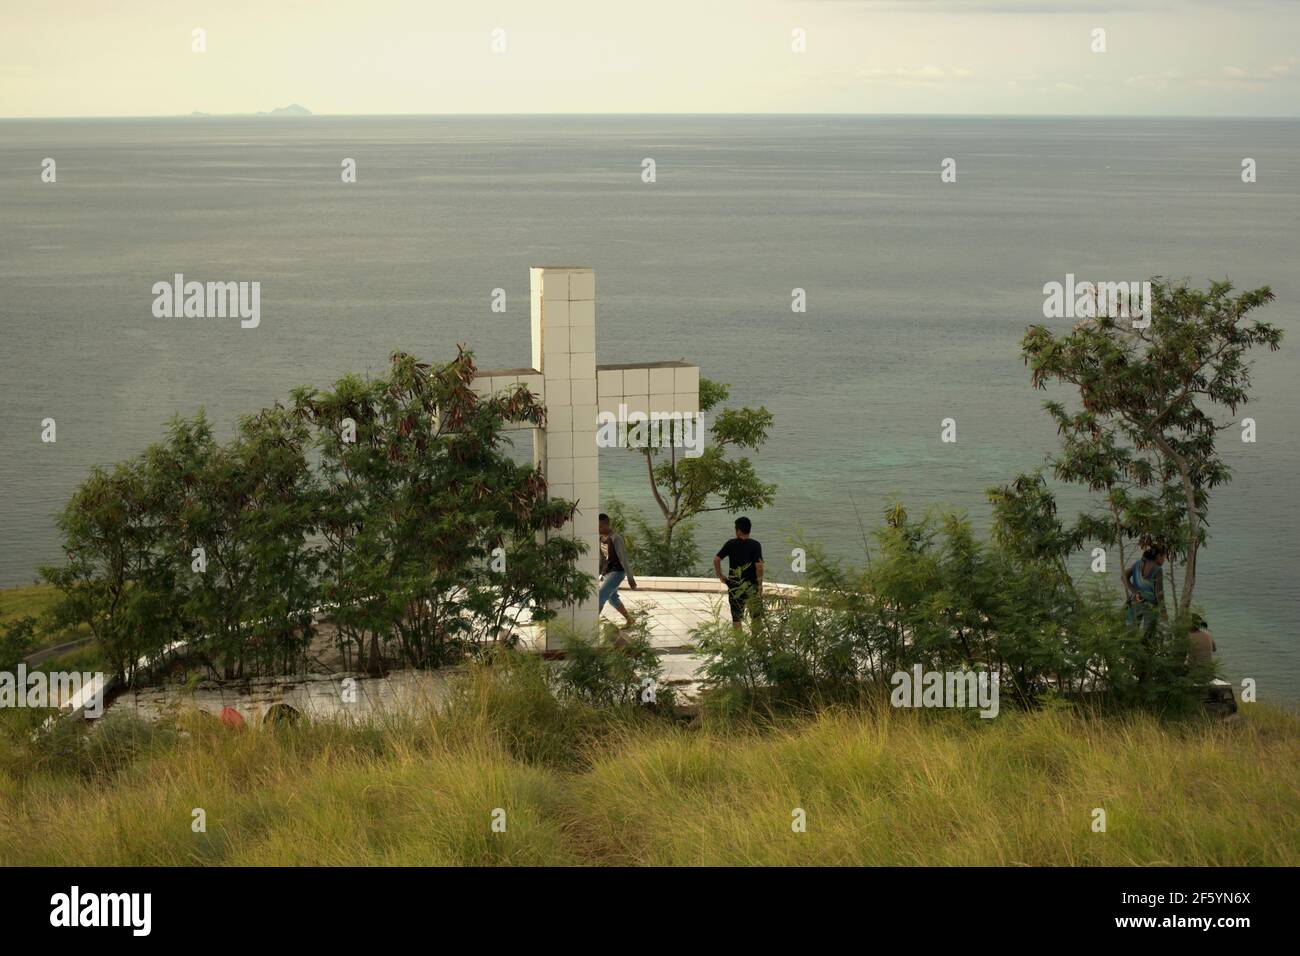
[102,579,805,724]
[536,578,741,692]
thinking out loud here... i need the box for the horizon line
[4,110,1300,121]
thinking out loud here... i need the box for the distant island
[188,104,312,117]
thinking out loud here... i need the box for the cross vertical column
[475,267,703,652]
[530,266,599,647]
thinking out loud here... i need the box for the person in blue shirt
[1123,545,1166,633]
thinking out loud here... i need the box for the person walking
[713,516,764,629]
[598,513,637,628]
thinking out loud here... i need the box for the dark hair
[1142,545,1167,561]
[1191,613,1208,629]
[735,516,752,534]
[598,513,609,523]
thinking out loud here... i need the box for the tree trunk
[645,451,670,520]
[1151,433,1199,612]
[1110,496,1128,600]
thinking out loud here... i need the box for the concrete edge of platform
[63,581,799,722]
[630,576,806,597]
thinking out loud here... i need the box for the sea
[1,115,1296,702]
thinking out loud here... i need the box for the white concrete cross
[472,267,700,650]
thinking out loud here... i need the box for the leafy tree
[293,349,591,672]
[152,407,321,679]
[40,456,180,682]
[624,378,775,574]
[41,348,593,683]
[1021,278,1281,613]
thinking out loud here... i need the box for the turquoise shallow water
[0,115,1296,701]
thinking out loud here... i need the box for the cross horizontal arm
[597,362,699,416]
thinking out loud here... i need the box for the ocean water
[1,115,1297,701]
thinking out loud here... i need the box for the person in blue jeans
[598,513,637,627]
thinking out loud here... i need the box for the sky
[2,0,1298,117]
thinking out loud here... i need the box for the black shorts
[727,583,761,623]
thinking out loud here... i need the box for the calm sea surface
[1,115,1297,701]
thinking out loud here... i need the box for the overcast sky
[3,0,1298,117]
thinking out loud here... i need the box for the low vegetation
[0,584,99,673]
[0,654,1295,866]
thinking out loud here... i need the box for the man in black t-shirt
[713,516,764,627]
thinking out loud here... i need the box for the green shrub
[696,506,1209,715]
[556,620,675,712]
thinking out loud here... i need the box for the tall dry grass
[1,659,1296,866]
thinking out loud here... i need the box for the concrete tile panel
[543,327,570,356]
[569,299,595,328]
[545,354,571,380]
[542,271,570,301]
[597,367,623,398]
[569,270,595,301]
[623,367,648,394]
[569,352,596,381]
[544,298,570,328]
[569,324,595,353]
[547,405,572,431]
[549,457,574,484]
[648,367,675,394]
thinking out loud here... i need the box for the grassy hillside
[0,584,59,629]
[1,661,1296,866]
[0,583,90,650]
